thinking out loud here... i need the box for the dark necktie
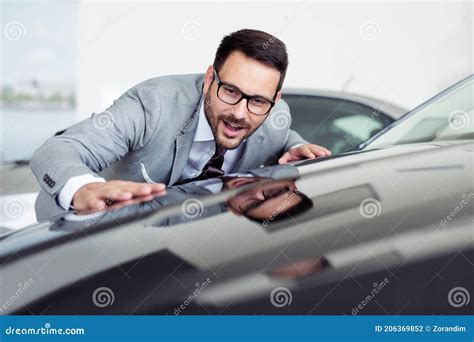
[174,143,227,185]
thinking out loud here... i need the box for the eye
[223,86,239,97]
[251,97,269,107]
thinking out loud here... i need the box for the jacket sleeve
[30,85,161,196]
[284,129,308,151]
[275,98,308,152]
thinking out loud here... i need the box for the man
[31,29,331,220]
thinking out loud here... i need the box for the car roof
[283,87,408,119]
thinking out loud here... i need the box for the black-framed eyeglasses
[213,69,276,116]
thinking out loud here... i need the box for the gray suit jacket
[31,74,307,220]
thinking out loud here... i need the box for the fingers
[96,181,165,200]
[278,144,332,164]
[278,149,311,164]
[298,146,317,159]
[308,144,332,157]
[73,181,167,213]
[278,152,293,164]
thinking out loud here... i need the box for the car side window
[283,95,392,154]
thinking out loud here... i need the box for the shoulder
[260,98,292,133]
[130,73,205,107]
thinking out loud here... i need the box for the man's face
[226,179,301,220]
[203,51,282,150]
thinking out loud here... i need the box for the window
[283,95,393,154]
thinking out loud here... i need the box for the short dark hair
[213,29,289,93]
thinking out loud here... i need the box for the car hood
[1,140,473,314]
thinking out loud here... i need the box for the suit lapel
[168,132,196,186]
[232,130,266,172]
[168,95,204,186]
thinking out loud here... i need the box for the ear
[274,91,282,102]
[203,65,214,95]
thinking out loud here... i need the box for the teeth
[227,122,243,128]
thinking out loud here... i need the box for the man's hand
[72,180,167,213]
[278,144,331,164]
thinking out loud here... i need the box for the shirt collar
[194,101,215,142]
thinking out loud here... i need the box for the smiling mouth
[221,119,247,136]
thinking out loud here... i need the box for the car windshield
[363,75,473,150]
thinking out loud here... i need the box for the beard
[203,91,261,150]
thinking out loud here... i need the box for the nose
[232,98,249,120]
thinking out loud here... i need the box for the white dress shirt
[57,102,245,210]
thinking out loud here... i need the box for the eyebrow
[220,80,274,103]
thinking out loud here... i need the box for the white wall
[76,1,472,120]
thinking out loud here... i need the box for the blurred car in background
[0,75,472,316]
[283,89,406,154]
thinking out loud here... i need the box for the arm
[277,101,331,164]
[284,129,308,151]
[30,84,165,211]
